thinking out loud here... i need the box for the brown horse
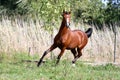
[37,10,93,67]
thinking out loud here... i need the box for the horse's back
[70,30,88,49]
[72,30,88,39]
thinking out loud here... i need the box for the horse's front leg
[56,47,66,65]
[37,44,56,67]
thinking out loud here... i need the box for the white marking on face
[67,17,69,23]
[66,16,70,27]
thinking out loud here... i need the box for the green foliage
[104,2,120,24]
[17,0,71,32]
[73,0,120,29]
[0,0,120,30]
[0,0,21,15]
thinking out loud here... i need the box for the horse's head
[62,10,71,27]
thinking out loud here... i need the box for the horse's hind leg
[72,48,82,64]
[37,44,56,67]
[71,49,77,61]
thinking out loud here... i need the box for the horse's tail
[85,28,93,38]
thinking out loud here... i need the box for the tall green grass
[0,17,120,63]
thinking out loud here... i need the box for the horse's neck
[58,20,69,34]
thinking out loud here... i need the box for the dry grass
[0,17,120,63]
[0,17,50,54]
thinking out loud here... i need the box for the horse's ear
[63,10,65,13]
[69,11,71,14]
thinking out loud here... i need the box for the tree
[0,0,120,30]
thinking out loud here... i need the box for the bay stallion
[37,10,93,67]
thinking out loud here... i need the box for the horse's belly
[68,37,80,48]
[66,42,79,49]
[57,42,77,50]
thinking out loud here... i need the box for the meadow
[0,17,120,80]
[0,53,120,80]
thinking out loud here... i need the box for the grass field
[0,53,120,80]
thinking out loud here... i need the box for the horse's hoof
[37,63,40,67]
[42,60,46,63]
[37,61,42,67]
[72,63,76,67]
[37,60,46,67]
[72,60,75,64]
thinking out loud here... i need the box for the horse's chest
[55,34,70,46]
[57,37,68,45]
